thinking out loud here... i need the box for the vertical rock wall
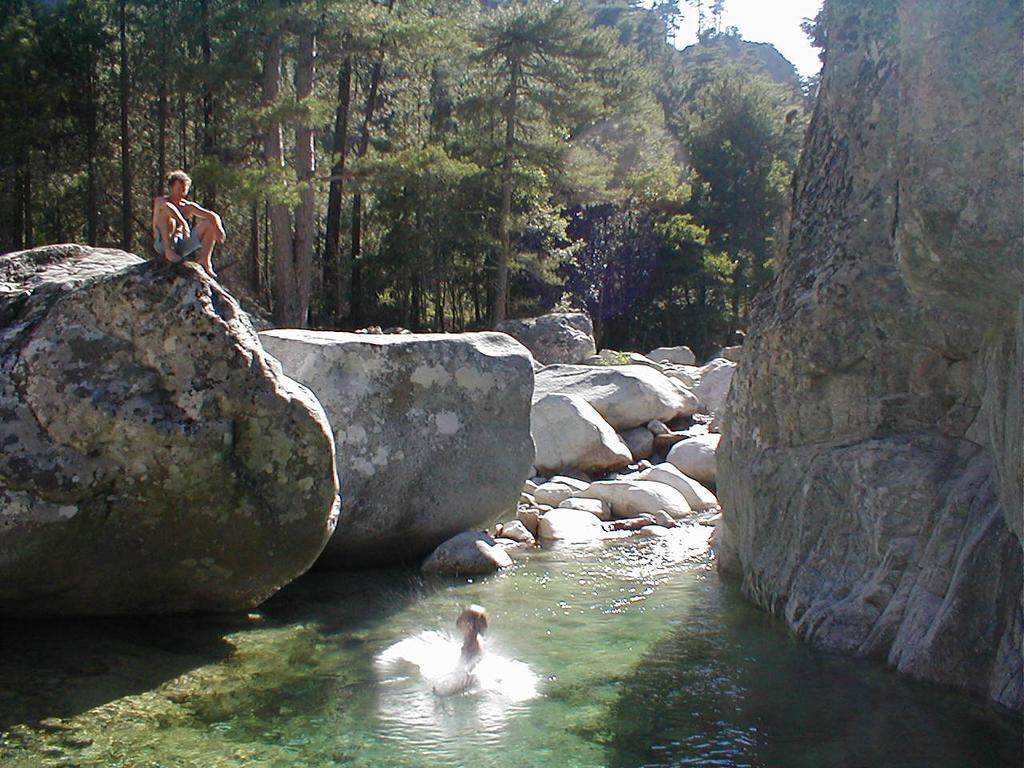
[719,0,1022,711]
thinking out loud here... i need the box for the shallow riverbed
[0,524,1019,767]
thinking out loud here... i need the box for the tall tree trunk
[200,0,216,207]
[323,51,352,324]
[119,0,133,252]
[250,201,261,296]
[157,26,168,193]
[490,58,519,326]
[263,30,296,326]
[292,28,317,328]
[349,0,396,326]
[86,61,98,246]
[21,158,32,248]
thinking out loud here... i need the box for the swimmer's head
[456,604,488,636]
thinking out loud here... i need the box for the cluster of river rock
[418,312,737,574]
[0,251,728,618]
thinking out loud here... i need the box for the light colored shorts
[154,227,202,259]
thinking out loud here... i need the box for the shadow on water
[603,576,1024,768]
[0,613,237,730]
[0,562,443,734]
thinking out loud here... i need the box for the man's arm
[180,199,226,241]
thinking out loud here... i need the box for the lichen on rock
[0,244,339,615]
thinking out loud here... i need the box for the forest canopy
[0,0,812,354]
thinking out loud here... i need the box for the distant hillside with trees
[0,0,811,354]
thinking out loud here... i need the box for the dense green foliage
[0,0,810,352]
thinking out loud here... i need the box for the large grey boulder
[648,346,696,366]
[531,393,632,475]
[259,330,535,567]
[496,312,596,365]
[692,358,736,417]
[534,364,699,430]
[718,0,1023,711]
[0,245,339,615]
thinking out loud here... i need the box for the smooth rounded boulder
[496,312,596,365]
[537,508,605,542]
[421,531,512,575]
[576,479,692,519]
[531,393,632,475]
[534,364,699,430]
[692,359,736,417]
[637,464,719,510]
[667,434,720,484]
[0,245,340,615]
[648,346,696,366]
[260,329,534,567]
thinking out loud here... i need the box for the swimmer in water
[456,604,488,668]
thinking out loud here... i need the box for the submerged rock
[421,531,512,575]
[534,364,699,431]
[718,0,1023,711]
[0,245,339,615]
[496,312,596,365]
[260,330,534,567]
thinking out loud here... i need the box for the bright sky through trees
[675,0,824,77]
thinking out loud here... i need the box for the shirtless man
[151,169,225,277]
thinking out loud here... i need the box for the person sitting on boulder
[151,169,226,277]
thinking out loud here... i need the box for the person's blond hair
[166,169,192,192]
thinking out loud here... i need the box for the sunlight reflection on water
[374,629,541,753]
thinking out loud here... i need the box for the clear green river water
[0,523,1020,768]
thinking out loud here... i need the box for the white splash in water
[376,630,539,702]
[373,630,541,748]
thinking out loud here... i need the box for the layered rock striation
[0,245,339,615]
[719,1,1023,711]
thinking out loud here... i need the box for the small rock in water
[516,508,541,537]
[421,532,512,575]
[647,419,671,436]
[638,464,719,510]
[578,479,691,519]
[533,481,577,506]
[548,475,590,492]
[620,426,655,461]
[558,496,612,520]
[537,508,605,542]
[498,519,536,545]
[649,510,678,528]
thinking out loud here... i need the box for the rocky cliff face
[0,245,340,615]
[718,0,1022,711]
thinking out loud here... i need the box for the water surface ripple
[0,523,1019,767]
